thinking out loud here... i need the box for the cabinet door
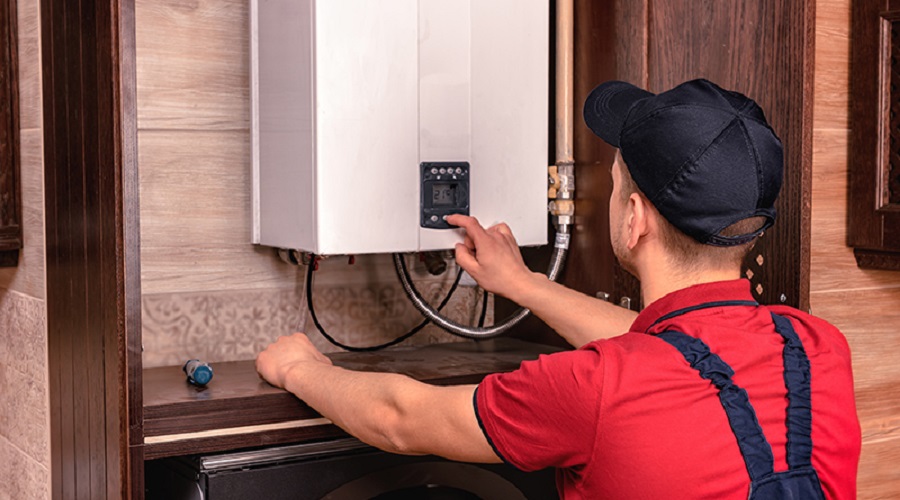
[849,0,900,270]
[0,0,21,267]
[640,0,814,308]
[508,0,813,347]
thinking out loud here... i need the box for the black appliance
[146,437,558,500]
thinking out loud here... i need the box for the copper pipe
[556,0,574,167]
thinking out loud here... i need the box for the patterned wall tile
[141,287,306,368]
[0,436,50,500]
[0,289,47,384]
[141,267,495,366]
[0,289,49,500]
[303,281,490,354]
[1,364,47,466]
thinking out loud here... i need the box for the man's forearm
[283,361,424,453]
[280,360,499,463]
[508,272,638,347]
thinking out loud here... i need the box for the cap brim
[583,81,654,148]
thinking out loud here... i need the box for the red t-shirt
[475,280,860,499]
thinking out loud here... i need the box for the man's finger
[446,214,489,242]
[463,234,475,251]
[454,242,480,274]
[490,222,512,237]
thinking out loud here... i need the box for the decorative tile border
[141,278,493,367]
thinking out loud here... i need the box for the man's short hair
[616,160,762,270]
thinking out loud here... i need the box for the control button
[430,215,439,222]
[455,168,462,174]
[431,168,438,174]
[439,168,447,174]
[442,215,448,221]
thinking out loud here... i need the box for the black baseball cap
[583,78,783,246]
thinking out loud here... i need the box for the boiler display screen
[420,162,469,229]
[432,184,456,206]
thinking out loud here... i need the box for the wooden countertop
[142,338,562,459]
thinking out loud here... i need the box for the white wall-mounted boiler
[251,0,549,255]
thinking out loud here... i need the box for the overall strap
[770,313,815,469]
[656,311,817,483]
[656,330,774,481]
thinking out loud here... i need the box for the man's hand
[445,214,540,302]
[256,333,333,389]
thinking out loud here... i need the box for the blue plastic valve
[183,359,214,386]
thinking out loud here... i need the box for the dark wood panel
[0,0,21,266]
[512,0,812,349]
[143,339,560,437]
[646,0,815,309]
[42,0,141,498]
[849,0,900,269]
[566,0,627,307]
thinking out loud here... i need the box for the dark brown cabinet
[850,0,900,270]
[0,0,21,267]
[514,0,814,345]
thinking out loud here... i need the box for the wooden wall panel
[812,0,900,496]
[858,438,900,497]
[135,0,248,131]
[810,129,900,293]
[814,0,850,130]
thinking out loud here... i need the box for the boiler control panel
[420,162,469,229]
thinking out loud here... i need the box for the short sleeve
[474,347,604,471]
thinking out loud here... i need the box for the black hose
[306,255,463,352]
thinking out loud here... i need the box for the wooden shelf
[142,339,561,459]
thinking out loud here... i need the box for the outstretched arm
[256,333,502,464]
[446,214,637,347]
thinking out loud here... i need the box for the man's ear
[626,193,650,250]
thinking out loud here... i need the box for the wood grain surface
[41,0,142,497]
[813,0,900,496]
[142,339,560,459]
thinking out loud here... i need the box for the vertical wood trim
[116,0,143,498]
[798,0,816,311]
[42,0,140,497]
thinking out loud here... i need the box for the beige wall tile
[0,436,50,500]
[135,0,249,131]
[0,289,46,384]
[0,289,49,497]
[0,129,44,298]
[15,0,41,131]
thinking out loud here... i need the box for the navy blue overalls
[652,301,827,499]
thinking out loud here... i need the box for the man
[257,79,861,498]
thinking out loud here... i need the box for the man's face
[609,152,632,271]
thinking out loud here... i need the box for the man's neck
[640,266,742,306]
